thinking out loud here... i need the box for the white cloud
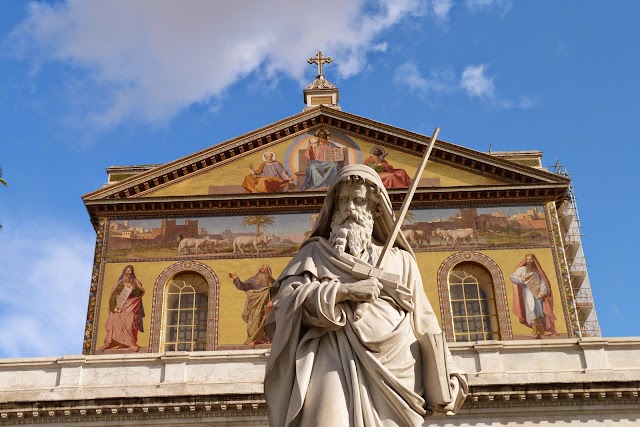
[0,222,93,357]
[8,0,424,130]
[395,62,536,109]
[393,62,455,96]
[459,64,537,109]
[460,64,495,98]
[372,42,389,53]
[430,0,454,23]
[395,63,430,93]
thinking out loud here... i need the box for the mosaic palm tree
[241,215,274,236]
[403,211,415,224]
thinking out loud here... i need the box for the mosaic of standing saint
[229,265,274,348]
[99,265,146,353]
[510,254,559,339]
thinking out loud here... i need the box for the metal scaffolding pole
[552,160,601,337]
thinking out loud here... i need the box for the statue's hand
[336,277,382,303]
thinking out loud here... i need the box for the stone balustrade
[0,338,638,403]
[0,338,638,425]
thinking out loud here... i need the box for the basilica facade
[0,59,638,426]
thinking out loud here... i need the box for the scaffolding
[552,160,601,337]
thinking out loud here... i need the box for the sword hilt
[351,263,401,320]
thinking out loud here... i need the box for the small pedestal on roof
[303,51,340,111]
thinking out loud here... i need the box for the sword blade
[375,126,440,269]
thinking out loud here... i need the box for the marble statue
[264,164,468,426]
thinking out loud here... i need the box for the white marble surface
[0,338,638,403]
[0,349,270,402]
[0,338,640,427]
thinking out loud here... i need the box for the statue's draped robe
[265,238,467,427]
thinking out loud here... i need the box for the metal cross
[308,51,332,77]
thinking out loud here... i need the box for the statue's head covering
[309,164,414,256]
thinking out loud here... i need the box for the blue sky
[0,1,638,358]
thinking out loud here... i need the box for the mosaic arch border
[149,261,220,352]
[436,251,513,342]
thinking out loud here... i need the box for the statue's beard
[329,208,374,257]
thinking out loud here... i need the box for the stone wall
[0,338,638,425]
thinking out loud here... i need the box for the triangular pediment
[83,106,568,203]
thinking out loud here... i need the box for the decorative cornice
[465,382,640,409]
[0,395,268,425]
[84,183,568,233]
[1,384,638,424]
[83,107,568,204]
[4,339,640,423]
[80,107,572,233]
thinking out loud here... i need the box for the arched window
[448,262,500,342]
[161,271,209,351]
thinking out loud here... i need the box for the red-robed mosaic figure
[100,265,145,352]
[363,146,411,189]
[510,254,559,339]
